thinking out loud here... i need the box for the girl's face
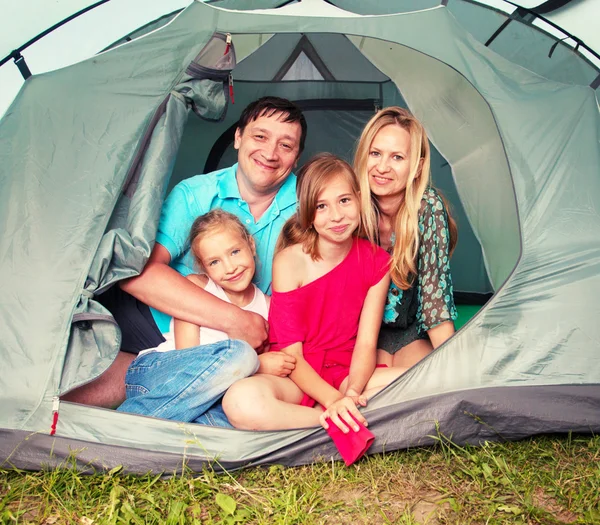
[312,173,360,246]
[367,124,413,202]
[194,227,256,294]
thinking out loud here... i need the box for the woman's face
[366,124,412,202]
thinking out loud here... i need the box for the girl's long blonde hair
[354,107,457,289]
[276,153,363,260]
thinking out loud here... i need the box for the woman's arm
[416,191,458,348]
[427,320,455,349]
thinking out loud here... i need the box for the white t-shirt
[139,277,268,356]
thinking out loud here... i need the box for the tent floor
[455,304,481,330]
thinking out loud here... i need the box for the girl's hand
[257,352,296,377]
[320,395,368,433]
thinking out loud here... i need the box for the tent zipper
[224,33,232,56]
[50,396,60,435]
[229,73,235,104]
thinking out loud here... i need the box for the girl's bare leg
[222,374,323,430]
[340,366,408,400]
[376,348,394,366]
[391,339,433,369]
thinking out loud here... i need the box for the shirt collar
[273,171,297,210]
[217,163,242,200]
[217,163,297,209]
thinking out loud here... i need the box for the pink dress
[269,238,390,407]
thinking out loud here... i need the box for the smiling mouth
[254,158,278,171]
[226,270,246,282]
[372,175,392,184]
[330,225,349,233]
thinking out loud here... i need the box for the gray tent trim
[2,385,599,473]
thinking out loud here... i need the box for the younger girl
[117,210,294,424]
[223,153,407,436]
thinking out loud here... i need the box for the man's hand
[257,352,296,377]
[226,309,269,352]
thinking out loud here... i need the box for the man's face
[234,111,302,196]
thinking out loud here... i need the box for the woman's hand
[320,394,368,433]
[257,352,296,377]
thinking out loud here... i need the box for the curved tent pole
[529,0,574,15]
[487,0,600,63]
[0,0,111,77]
[2,0,599,84]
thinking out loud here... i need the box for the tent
[1,0,599,472]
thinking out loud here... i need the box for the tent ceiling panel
[280,52,327,81]
[328,0,442,15]
[0,0,191,62]
[205,0,287,10]
[233,33,389,82]
[329,0,600,78]
[489,18,599,87]
[348,34,520,290]
[2,0,600,118]
[233,33,302,81]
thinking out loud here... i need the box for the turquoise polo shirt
[150,163,297,332]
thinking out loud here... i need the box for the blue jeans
[116,339,258,427]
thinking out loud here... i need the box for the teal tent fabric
[0,0,599,471]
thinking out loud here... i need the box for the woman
[354,107,458,369]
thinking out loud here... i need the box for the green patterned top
[378,187,457,353]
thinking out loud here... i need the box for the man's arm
[120,243,268,350]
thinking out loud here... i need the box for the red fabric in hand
[325,413,375,466]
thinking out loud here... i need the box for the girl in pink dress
[223,154,407,438]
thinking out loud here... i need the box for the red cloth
[269,238,390,407]
[325,413,375,466]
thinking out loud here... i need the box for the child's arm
[173,274,209,350]
[257,352,296,376]
[255,293,297,376]
[319,273,390,432]
[344,273,391,398]
[282,344,368,432]
[272,248,340,400]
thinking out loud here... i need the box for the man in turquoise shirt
[66,97,307,409]
[150,161,296,333]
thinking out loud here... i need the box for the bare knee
[222,377,273,430]
[392,339,433,368]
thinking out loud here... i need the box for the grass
[1,434,599,524]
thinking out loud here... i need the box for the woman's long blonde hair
[354,107,457,289]
[276,153,363,260]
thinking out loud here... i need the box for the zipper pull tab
[50,396,60,435]
[224,33,232,56]
[229,73,235,104]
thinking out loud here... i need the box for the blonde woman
[354,107,458,369]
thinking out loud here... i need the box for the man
[63,97,307,409]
